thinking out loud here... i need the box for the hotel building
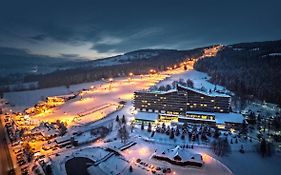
[134,84,243,128]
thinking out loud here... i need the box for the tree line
[23,49,205,89]
[194,40,281,106]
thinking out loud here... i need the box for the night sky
[0,0,281,60]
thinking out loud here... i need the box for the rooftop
[153,145,203,164]
[177,84,231,98]
[135,112,158,121]
[135,84,230,98]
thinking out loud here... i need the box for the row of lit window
[187,103,208,107]
[186,114,215,120]
[166,111,180,115]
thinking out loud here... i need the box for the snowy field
[4,64,281,175]
[4,64,224,128]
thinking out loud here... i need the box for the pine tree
[260,138,266,157]
[170,130,175,139]
[181,134,185,140]
[141,122,144,130]
[147,122,152,132]
[122,115,126,124]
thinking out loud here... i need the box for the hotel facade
[133,84,243,128]
[134,84,231,114]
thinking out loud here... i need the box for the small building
[55,135,73,148]
[153,146,203,167]
[134,112,158,125]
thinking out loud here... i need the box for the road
[0,118,14,175]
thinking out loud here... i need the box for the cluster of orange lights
[149,69,157,74]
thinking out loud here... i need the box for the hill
[194,39,281,105]
[23,48,205,89]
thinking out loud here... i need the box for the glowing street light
[108,78,113,90]
[149,69,156,74]
[128,72,134,82]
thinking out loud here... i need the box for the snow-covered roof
[154,145,203,164]
[55,135,72,143]
[215,112,244,124]
[135,112,158,121]
[136,89,178,95]
[177,84,230,98]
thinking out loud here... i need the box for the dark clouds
[0,0,281,60]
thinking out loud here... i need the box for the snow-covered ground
[3,63,281,175]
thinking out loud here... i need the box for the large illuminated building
[134,84,231,114]
[134,84,243,128]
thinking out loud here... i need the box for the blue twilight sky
[0,0,281,60]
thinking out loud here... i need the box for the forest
[23,48,205,89]
[194,40,281,105]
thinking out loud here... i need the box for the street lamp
[128,72,133,82]
[108,78,113,90]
